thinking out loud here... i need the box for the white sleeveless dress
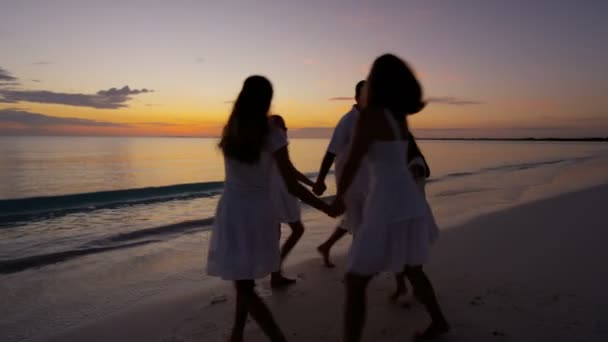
[347,110,439,275]
[207,127,287,280]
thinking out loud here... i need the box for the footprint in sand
[257,287,273,298]
[169,315,225,342]
[536,293,561,307]
[163,336,185,342]
[492,330,508,337]
[210,294,228,305]
[184,321,222,341]
[470,296,485,306]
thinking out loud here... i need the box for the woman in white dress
[329,54,449,341]
[269,114,314,287]
[207,76,332,342]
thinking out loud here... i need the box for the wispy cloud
[32,61,52,66]
[132,121,175,126]
[195,57,205,63]
[0,108,223,137]
[0,109,129,127]
[0,86,153,109]
[303,58,320,66]
[328,96,353,101]
[96,86,152,97]
[0,67,17,82]
[545,115,608,124]
[427,96,483,106]
[0,67,152,109]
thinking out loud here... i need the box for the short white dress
[207,127,287,280]
[347,110,439,275]
[271,131,302,223]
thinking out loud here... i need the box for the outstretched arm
[293,166,315,187]
[313,152,335,195]
[274,147,331,214]
[316,152,335,184]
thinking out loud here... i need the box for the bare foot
[390,287,407,301]
[390,275,408,301]
[271,273,297,289]
[229,336,243,342]
[414,321,451,341]
[316,244,335,268]
[229,332,243,342]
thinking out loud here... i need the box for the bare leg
[234,280,286,342]
[317,226,348,268]
[230,281,249,342]
[343,272,372,342]
[404,266,450,340]
[390,269,408,301]
[281,221,305,260]
[272,221,305,288]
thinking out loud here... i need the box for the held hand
[313,181,327,196]
[327,197,346,217]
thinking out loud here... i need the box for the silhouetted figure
[391,133,435,301]
[329,55,449,342]
[269,114,315,288]
[207,75,332,342]
[314,80,368,268]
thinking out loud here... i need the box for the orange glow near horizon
[1,2,607,138]
[3,93,606,137]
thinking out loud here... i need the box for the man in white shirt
[313,80,368,267]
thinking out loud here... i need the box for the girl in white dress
[207,76,332,342]
[329,54,449,341]
[269,115,315,287]
[391,133,436,301]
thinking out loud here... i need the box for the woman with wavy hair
[330,55,449,341]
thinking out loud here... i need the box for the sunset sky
[1,0,607,138]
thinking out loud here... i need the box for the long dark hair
[366,54,425,123]
[269,114,287,132]
[407,133,431,178]
[219,75,273,163]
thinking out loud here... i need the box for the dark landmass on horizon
[0,134,606,142]
[418,137,608,142]
[154,136,608,141]
[164,136,608,141]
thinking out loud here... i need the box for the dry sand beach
[44,184,608,342]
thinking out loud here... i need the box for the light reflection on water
[2,136,606,200]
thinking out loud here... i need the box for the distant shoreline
[418,137,608,142]
[0,135,606,142]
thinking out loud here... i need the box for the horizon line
[1,134,606,142]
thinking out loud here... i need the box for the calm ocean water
[1,136,608,341]
[1,136,608,272]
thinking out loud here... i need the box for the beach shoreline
[41,183,608,342]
